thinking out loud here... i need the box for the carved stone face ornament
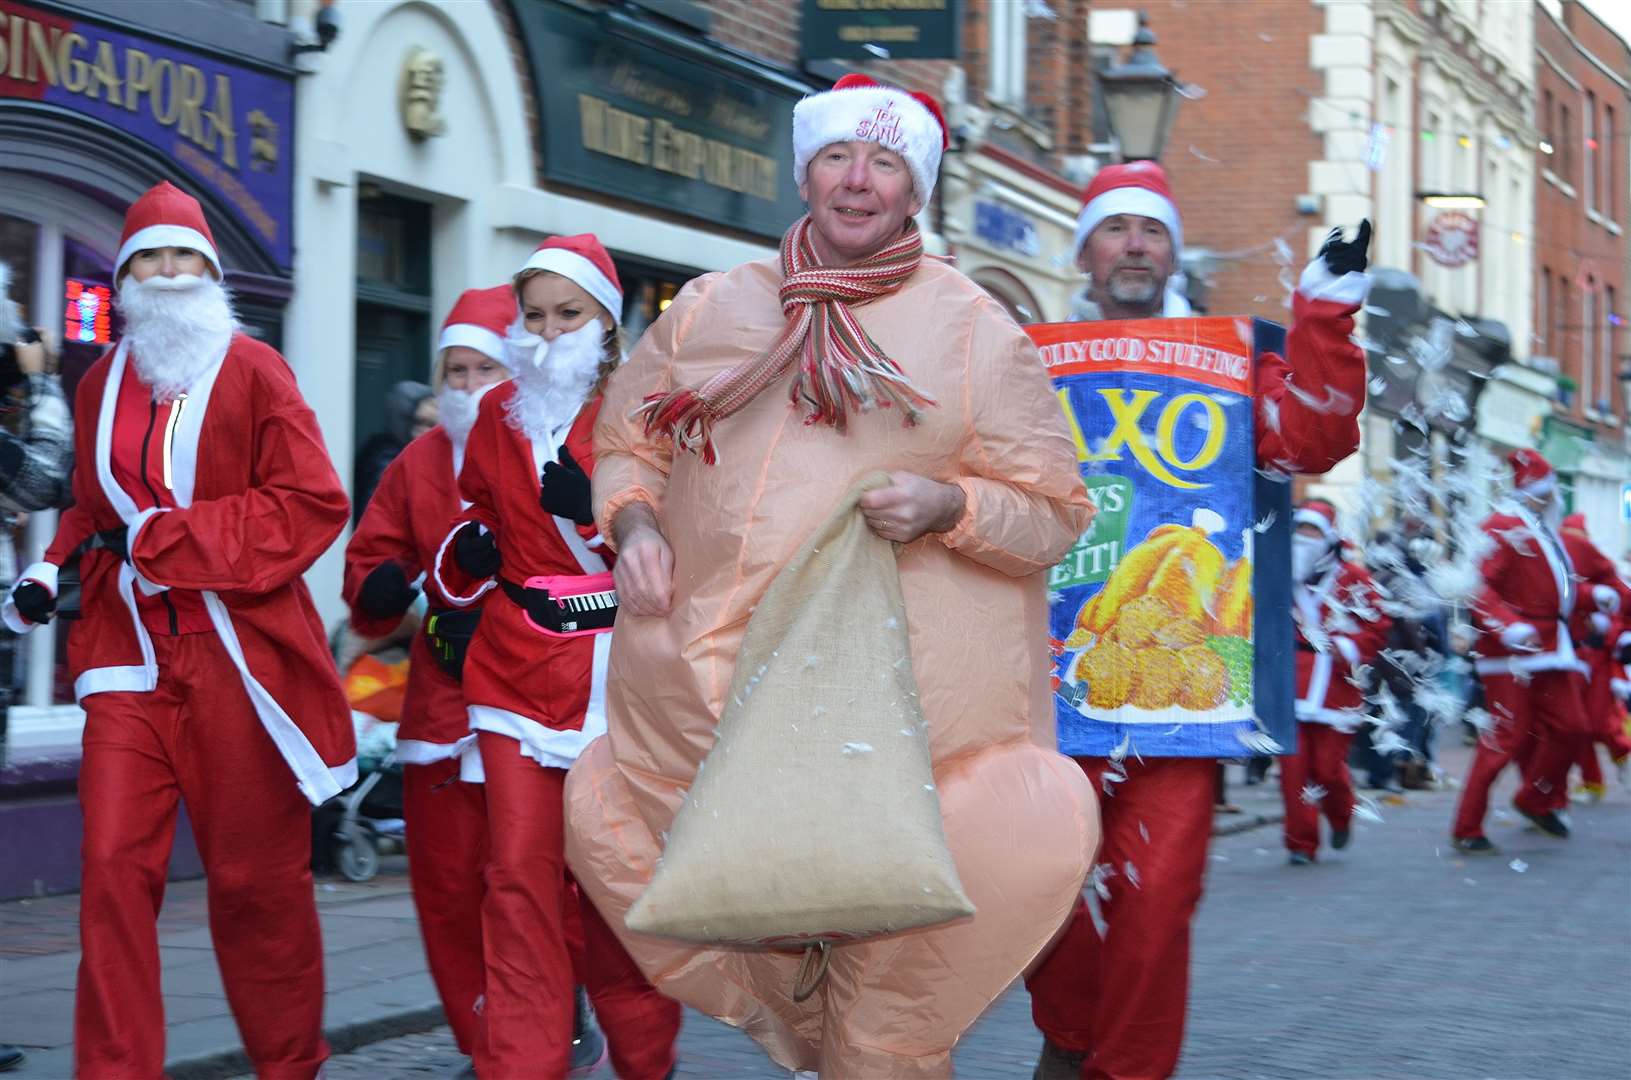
[401,47,447,140]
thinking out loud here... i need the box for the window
[1598,285,1611,416]
[1542,89,1554,155]
[1604,104,1618,221]
[1540,267,1551,349]
[1560,104,1572,186]
[987,0,1027,109]
[1584,91,1596,211]
[1583,288,1595,414]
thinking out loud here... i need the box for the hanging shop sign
[801,0,961,61]
[514,1,807,241]
[0,0,295,267]
[1422,210,1479,268]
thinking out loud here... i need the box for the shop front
[0,0,295,897]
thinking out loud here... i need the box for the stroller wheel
[336,829,379,883]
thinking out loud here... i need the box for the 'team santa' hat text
[116,181,222,287]
[437,285,517,370]
[792,74,949,205]
[516,234,623,322]
[1507,448,1555,497]
[1073,160,1183,258]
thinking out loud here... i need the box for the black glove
[1319,219,1371,276]
[13,580,56,625]
[452,523,501,579]
[539,445,594,527]
[359,560,418,621]
[88,527,128,562]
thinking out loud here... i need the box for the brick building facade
[1533,0,1630,552]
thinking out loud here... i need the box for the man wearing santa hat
[1279,499,1391,864]
[567,74,1099,1078]
[343,284,516,1069]
[1450,449,1619,852]
[2,181,354,1079]
[1027,160,1374,1079]
[432,236,680,1079]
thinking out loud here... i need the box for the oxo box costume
[1028,316,1297,758]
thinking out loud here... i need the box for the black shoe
[1287,851,1315,866]
[1452,836,1500,855]
[1033,1039,1087,1080]
[1517,806,1570,838]
[0,1046,22,1073]
[1330,828,1351,850]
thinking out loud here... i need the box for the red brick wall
[1535,3,1629,430]
[1142,0,1324,320]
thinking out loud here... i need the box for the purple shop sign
[1,1,295,267]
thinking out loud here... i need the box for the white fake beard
[118,274,237,402]
[437,380,502,444]
[1291,534,1334,584]
[502,321,606,445]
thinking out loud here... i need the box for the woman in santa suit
[433,235,682,1079]
[341,285,515,1066]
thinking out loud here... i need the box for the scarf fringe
[641,216,935,465]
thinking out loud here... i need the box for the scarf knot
[636,216,936,465]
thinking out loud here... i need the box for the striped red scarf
[637,215,936,465]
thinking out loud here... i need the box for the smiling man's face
[799,140,923,267]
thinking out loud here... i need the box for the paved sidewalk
[4,741,1628,1078]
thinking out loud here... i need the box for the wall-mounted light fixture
[1417,192,1486,209]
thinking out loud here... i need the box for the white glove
[1499,622,1540,651]
[1589,612,1612,637]
[1593,584,1621,614]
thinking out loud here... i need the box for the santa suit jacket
[1471,503,1592,677]
[1293,559,1391,726]
[343,425,471,763]
[2,334,356,804]
[1251,260,1371,475]
[432,382,607,771]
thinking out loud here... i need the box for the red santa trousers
[476,732,680,1079]
[1453,671,1589,839]
[1278,723,1356,858]
[402,760,489,1058]
[1025,756,1214,1080]
[76,634,326,1080]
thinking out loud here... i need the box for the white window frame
[987,0,1027,109]
[0,172,120,714]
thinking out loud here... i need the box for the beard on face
[502,321,608,445]
[117,274,237,402]
[1102,262,1165,308]
[437,381,501,443]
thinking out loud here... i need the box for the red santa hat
[1293,498,1340,541]
[517,234,623,322]
[1507,448,1555,497]
[1073,161,1183,258]
[437,285,516,369]
[116,181,221,286]
[792,74,949,205]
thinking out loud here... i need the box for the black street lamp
[1098,11,1183,162]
